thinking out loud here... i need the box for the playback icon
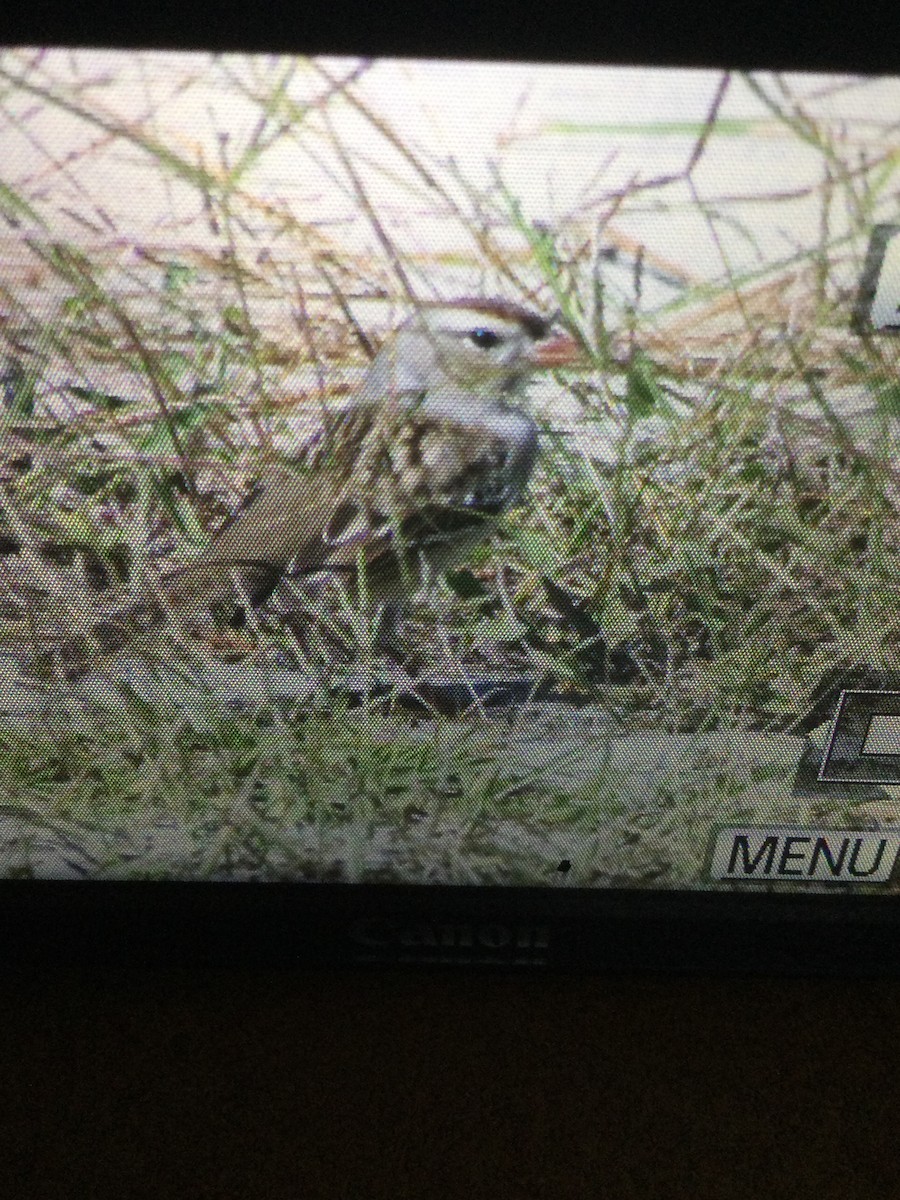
[819,690,900,785]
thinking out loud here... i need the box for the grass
[2,52,900,883]
[0,693,887,887]
[546,119,766,137]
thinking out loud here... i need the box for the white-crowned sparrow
[153,297,580,625]
[12,297,579,669]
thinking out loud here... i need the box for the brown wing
[165,399,523,611]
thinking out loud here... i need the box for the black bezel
[1,882,899,975]
[2,0,900,974]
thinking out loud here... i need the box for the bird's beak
[529,330,583,369]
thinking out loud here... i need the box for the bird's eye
[469,327,501,350]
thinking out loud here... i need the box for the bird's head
[358,298,581,406]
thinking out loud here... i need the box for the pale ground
[3,53,899,321]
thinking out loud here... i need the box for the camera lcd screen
[1,49,899,896]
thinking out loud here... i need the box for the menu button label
[710,828,900,883]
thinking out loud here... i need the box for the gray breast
[444,406,539,512]
[484,406,539,488]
